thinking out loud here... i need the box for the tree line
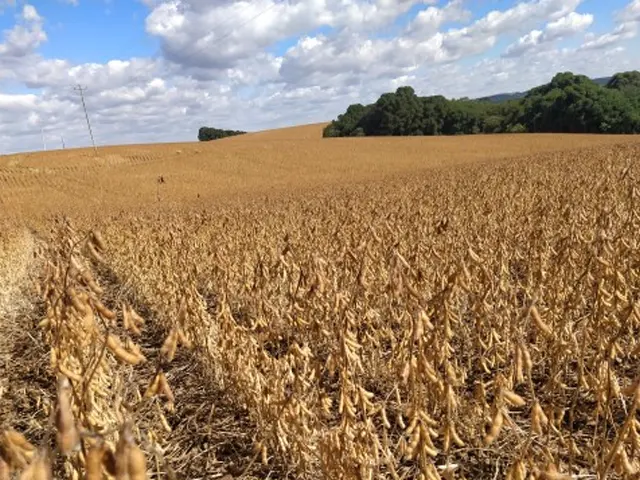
[323,71,640,137]
[198,127,246,141]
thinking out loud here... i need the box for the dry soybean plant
[95,144,640,479]
[1,219,183,479]
[3,142,640,479]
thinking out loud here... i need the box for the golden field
[1,123,639,218]
[1,124,640,479]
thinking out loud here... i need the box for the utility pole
[41,127,46,151]
[73,84,98,155]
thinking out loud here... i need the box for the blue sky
[1,0,634,65]
[3,1,159,62]
[0,0,638,152]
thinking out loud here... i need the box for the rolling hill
[477,76,612,103]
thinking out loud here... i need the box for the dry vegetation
[1,125,640,479]
[1,124,639,218]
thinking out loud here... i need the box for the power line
[60,2,286,153]
[73,84,98,155]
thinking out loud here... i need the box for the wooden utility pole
[74,84,98,154]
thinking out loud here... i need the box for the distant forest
[323,71,640,137]
[198,127,246,141]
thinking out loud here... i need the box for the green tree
[358,87,425,136]
[606,71,640,90]
[198,127,246,141]
[606,71,640,110]
[483,115,504,133]
[522,72,639,134]
[508,123,527,133]
[323,70,640,138]
[421,95,449,135]
[323,103,374,137]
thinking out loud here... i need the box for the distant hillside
[593,76,613,86]
[476,91,527,103]
[477,76,613,103]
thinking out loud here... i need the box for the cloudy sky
[0,0,638,153]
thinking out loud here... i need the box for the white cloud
[22,5,41,22]
[0,5,46,57]
[17,57,160,90]
[428,0,587,61]
[546,11,593,39]
[504,30,544,57]
[617,0,640,23]
[504,11,593,57]
[580,24,635,50]
[0,0,639,153]
[145,0,433,70]
[470,0,583,35]
[0,92,37,111]
[579,0,639,50]
[405,0,471,36]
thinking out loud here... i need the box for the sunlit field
[1,124,640,479]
